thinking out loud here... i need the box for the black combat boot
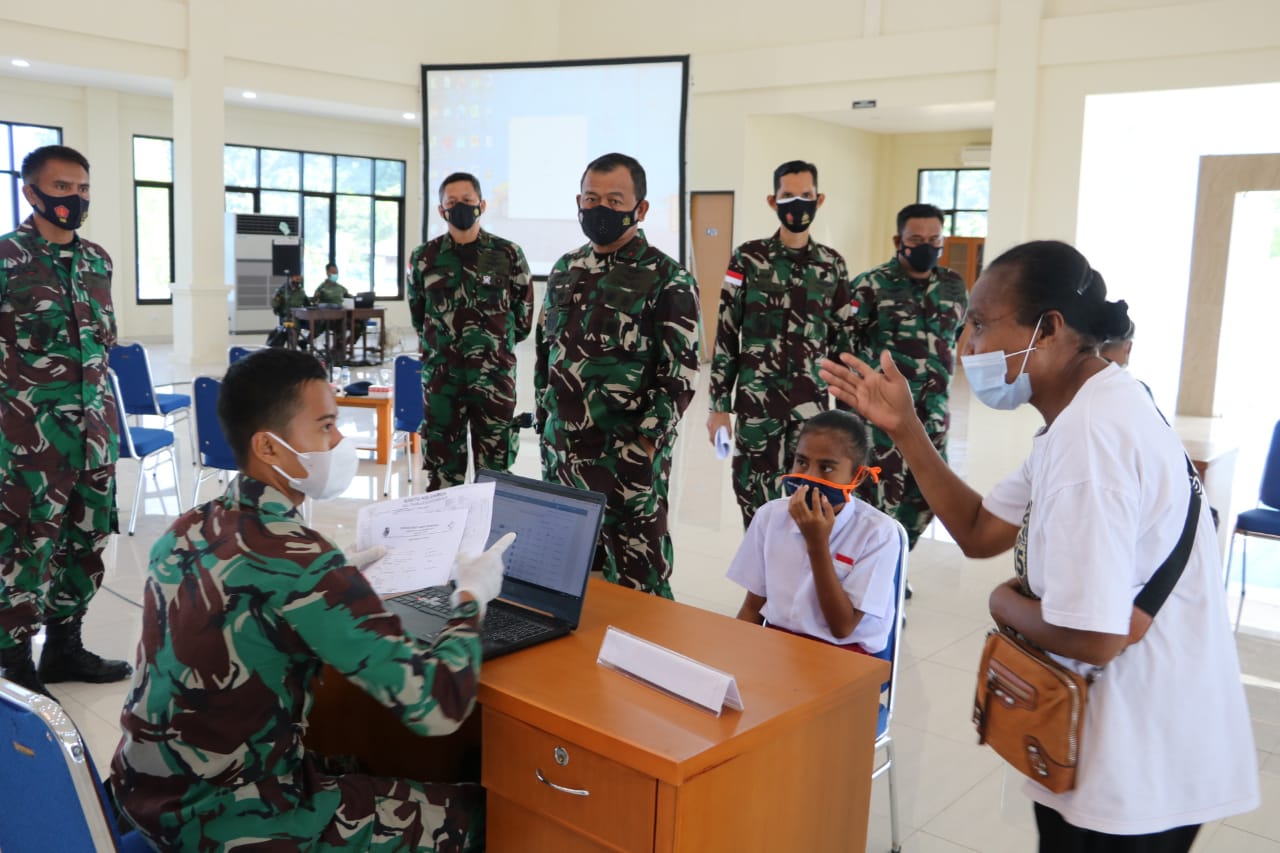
[0,639,53,697]
[37,615,132,684]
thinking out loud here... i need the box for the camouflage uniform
[0,216,118,650]
[534,230,700,599]
[271,280,311,323]
[409,229,532,491]
[313,279,351,306]
[850,256,967,548]
[110,477,485,852]
[710,233,852,528]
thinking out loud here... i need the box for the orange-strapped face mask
[779,466,881,506]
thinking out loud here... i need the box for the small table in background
[334,393,418,466]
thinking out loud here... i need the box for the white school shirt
[982,364,1258,835]
[726,496,900,653]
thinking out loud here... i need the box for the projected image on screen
[421,57,688,277]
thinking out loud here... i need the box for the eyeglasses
[902,236,945,248]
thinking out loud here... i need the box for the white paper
[714,426,732,460]
[355,482,496,596]
[597,626,743,715]
[711,425,732,458]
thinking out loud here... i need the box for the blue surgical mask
[961,316,1043,411]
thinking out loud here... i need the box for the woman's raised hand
[820,350,917,436]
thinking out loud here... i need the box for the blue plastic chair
[870,521,909,853]
[1224,419,1280,632]
[228,345,261,364]
[191,376,239,506]
[110,369,182,536]
[108,342,192,452]
[0,677,153,852]
[383,355,424,496]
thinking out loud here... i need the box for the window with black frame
[916,168,990,237]
[1,121,62,235]
[224,144,406,299]
[133,135,175,304]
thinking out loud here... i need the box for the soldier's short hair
[218,348,328,470]
[581,153,647,203]
[799,410,870,468]
[21,145,91,183]
[773,160,818,194]
[896,203,945,235]
[438,172,482,203]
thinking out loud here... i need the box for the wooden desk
[334,393,417,465]
[290,306,347,361]
[307,580,888,852]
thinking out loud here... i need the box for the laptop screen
[476,470,605,604]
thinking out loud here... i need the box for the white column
[984,0,1043,258]
[82,88,123,287]
[171,0,228,366]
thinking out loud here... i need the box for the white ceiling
[801,100,995,134]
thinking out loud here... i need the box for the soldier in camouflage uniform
[409,172,533,491]
[111,348,502,852]
[535,153,701,599]
[313,263,351,306]
[708,160,853,528]
[850,203,967,552]
[271,273,311,321]
[0,145,133,697]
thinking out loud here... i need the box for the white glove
[450,531,517,617]
[346,545,387,571]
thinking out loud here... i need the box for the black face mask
[29,185,89,230]
[443,203,480,231]
[774,197,817,233]
[901,242,941,273]
[579,204,638,247]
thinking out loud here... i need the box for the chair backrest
[109,369,142,461]
[108,342,160,416]
[228,345,259,364]
[871,522,910,720]
[393,354,424,433]
[0,677,128,851]
[1260,419,1280,510]
[193,376,238,471]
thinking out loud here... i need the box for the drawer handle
[535,767,590,797]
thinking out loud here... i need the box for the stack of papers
[355,482,495,596]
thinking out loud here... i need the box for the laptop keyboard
[394,586,555,645]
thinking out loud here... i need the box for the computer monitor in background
[421,56,690,278]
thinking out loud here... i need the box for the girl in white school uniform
[727,410,902,655]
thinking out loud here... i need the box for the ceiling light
[403,112,417,120]
[242,91,257,100]
[11,58,31,68]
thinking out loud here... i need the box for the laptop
[353,292,376,308]
[385,470,607,660]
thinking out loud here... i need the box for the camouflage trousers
[731,415,805,529]
[0,466,118,649]
[857,424,947,550]
[152,758,484,852]
[542,424,674,599]
[420,365,517,492]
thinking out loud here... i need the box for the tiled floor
[37,332,1280,852]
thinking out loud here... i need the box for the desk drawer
[483,709,656,851]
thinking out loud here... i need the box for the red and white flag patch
[850,298,861,311]
[724,269,744,288]
[835,553,855,566]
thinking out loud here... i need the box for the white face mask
[268,432,358,501]
[961,315,1043,411]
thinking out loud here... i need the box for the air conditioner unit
[225,213,300,334]
[961,145,991,168]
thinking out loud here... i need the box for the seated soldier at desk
[312,264,355,362]
[270,274,311,348]
[110,347,513,853]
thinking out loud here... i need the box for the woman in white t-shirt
[821,240,1258,852]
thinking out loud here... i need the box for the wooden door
[689,192,734,360]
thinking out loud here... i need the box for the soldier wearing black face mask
[849,203,968,574]
[407,171,533,491]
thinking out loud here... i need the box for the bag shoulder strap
[1132,454,1201,618]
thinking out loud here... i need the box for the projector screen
[421,56,689,278]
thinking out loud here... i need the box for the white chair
[110,369,183,536]
[870,522,910,853]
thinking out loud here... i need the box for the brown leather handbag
[973,458,1202,793]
